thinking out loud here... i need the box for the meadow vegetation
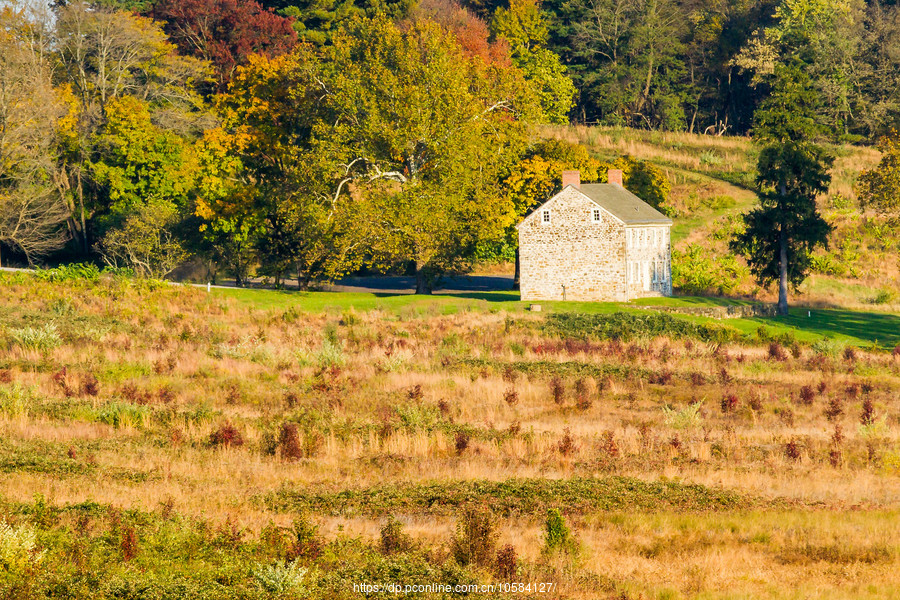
[1,270,899,598]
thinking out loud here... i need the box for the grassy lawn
[216,287,900,348]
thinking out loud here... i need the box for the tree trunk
[778,185,789,316]
[415,260,430,295]
[513,247,520,291]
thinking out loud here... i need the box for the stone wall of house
[625,225,672,298]
[518,188,627,302]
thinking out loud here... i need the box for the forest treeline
[1,0,899,290]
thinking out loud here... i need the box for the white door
[643,262,650,291]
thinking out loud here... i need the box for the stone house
[516,169,673,302]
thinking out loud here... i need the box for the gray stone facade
[517,184,672,302]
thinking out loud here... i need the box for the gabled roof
[579,184,672,225]
[516,183,672,229]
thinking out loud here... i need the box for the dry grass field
[1,269,899,598]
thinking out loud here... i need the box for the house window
[542,209,551,224]
[592,208,601,223]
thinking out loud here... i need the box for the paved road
[323,274,516,295]
[2,266,516,295]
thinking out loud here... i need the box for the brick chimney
[607,168,623,187]
[562,170,580,189]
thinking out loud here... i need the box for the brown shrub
[503,387,519,406]
[748,392,763,412]
[669,434,682,452]
[437,399,451,416]
[600,431,619,457]
[121,383,152,405]
[648,370,673,385]
[120,526,138,561]
[689,372,706,387]
[209,422,243,448]
[0,370,11,383]
[860,397,876,426]
[279,422,303,460]
[455,431,470,455]
[718,367,732,385]
[407,384,424,401]
[79,375,98,396]
[720,393,739,413]
[824,397,843,422]
[157,386,176,404]
[768,343,788,361]
[777,407,795,427]
[52,368,75,397]
[798,385,816,405]
[507,421,521,436]
[574,378,593,410]
[558,428,577,456]
[550,376,565,406]
[495,544,517,579]
[283,391,300,408]
[784,438,802,462]
[225,384,242,404]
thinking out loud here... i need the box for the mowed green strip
[264,476,749,517]
[216,287,900,348]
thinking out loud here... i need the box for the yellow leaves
[194,127,252,221]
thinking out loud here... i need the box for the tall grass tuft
[9,324,62,351]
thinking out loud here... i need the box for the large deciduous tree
[322,16,538,293]
[55,1,209,254]
[858,131,900,218]
[149,0,298,90]
[0,4,70,265]
[556,0,687,128]
[490,0,575,124]
[731,62,832,315]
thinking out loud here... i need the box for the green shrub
[91,403,149,429]
[811,337,846,358]
[9,323,62,351]
[316,339,344,368]
[450,505,497,567]
[871,289,896,305]
[663,402,703,430]
[0,384,38,419]
[252,560,307,595]
[672,244,746,295]
[33,263,101,282]
[542,508,578,556]
[0,520,45,574]
[545,312,740,344]
[379,517,413,555]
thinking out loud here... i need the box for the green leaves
[858,133,900,215]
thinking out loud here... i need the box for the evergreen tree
[731,62,832,315]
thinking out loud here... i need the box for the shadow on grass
[449,291,522,302]
[770,308,900,346]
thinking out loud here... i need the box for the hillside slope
[542,125,893,310]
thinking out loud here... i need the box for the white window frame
[541,209,551,225]
[592,208,601,223]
